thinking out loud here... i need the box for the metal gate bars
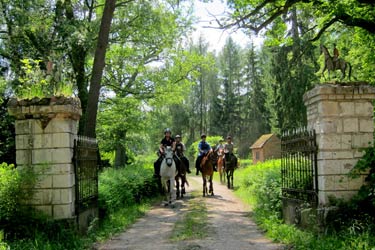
[73,136,99,225]
[281,128,318,206]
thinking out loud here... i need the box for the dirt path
[96,176,283,250]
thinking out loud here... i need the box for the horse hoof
[211,193,214,196]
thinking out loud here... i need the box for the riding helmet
[164,128,171,134]
[175,134,181,138]
[201,133,206,138]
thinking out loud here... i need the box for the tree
[240,43,270,156]
[261,8,319,131]
[83,0,116,138]
[216,37,243,137]
[223,0,375,40]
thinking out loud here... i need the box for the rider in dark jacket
[153,128,175,177]
[175,135,191,174]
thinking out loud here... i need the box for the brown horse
[216,148,225,183]
[320,44,352,80]
[200,150,214,197]
[224,154,237,189]
[175,157,188,199]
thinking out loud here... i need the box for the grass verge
[170,191,209,241]
[233,160,375,250]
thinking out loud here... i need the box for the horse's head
[320,44,330,57]
[164,146,174,167]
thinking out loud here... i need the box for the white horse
[160,146,177,206]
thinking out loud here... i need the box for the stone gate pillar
[304,83,375,205]
[8,97,81,220]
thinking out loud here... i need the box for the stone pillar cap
[8,96,82,121]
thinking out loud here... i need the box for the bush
[0,163,35,223]
[234,159,375,250]
[235,160,282,220]
[99,163,158,212]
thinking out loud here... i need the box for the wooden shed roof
[250,134,276,149]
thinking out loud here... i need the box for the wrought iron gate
[73,136,99,225]
[281,128,318,206]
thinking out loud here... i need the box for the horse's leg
[230,169,234,189]
[182,175,186,196]
[209,175,214,196]
[175,177,180,199]
[341,65,345,80]
[227,169,230,189]
[170,176,176,203]
[321,65,327,79]
[202,176,206,197]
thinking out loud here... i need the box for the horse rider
[333,43,339,68]
[215,139,225,155]
[195,134,216,175]
[175,135,191,174]
[153,128,176,177]
[224,136,238,168]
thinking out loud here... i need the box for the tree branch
[310,17,339,42]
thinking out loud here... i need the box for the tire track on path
[96,176,283,250]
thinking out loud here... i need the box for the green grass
[5,160,162,249]
[170,191,209,241]
[233,159,375,250]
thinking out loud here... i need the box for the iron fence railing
[281,128,318,205]
[73,136,98,215]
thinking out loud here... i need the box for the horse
[224,153,237,189]
[175,156,189,199]
[200,150,214,197]
[160,146,177,205]
[320,44,352,80]
[216,148,225,183]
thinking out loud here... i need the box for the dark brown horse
[224,154,237,189]
[175,157,188,199]
[200,150,214,197]
[320,44,352,80]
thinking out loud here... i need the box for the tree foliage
[224,0,375,40]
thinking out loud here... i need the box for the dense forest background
[0,0,374,165]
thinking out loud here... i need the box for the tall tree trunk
[83,0,116,137]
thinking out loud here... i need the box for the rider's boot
[184,158,191,173]
[195,158,200,175]
[186,161,191,174]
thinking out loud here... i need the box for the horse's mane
[201,151,212,167]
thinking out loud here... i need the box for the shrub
[235,160,282,220]
[99,163,158,212]
[0,163,35,222]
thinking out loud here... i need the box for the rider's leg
[183,156,191,173]
[195,156,202,175]
[233,154,238,167]
[173,155,181,173]
[154,155,164,177]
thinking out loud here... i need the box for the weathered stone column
[8,97,81,220]
[304,83,375,205]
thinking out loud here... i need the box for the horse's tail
[348,62,352,80]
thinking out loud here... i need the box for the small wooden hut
[250,134,281,164]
